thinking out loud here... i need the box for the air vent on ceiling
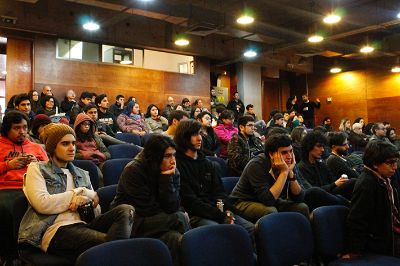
[186,23,219,36]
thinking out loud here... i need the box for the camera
[77,201,95,223]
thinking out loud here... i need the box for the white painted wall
[237,63,262,120]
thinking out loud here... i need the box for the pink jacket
[214,123,238,158]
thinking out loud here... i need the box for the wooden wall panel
[33,37,210,111]
[262,78,280,121]
[304,70,400,130]
[5,38,32,103]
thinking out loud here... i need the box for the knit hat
[73,113,95,131]
[40,123,75,156]
[31,114,52,136]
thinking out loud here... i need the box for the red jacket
[0,136,48,190]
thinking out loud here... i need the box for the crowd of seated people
[1,88,400,265]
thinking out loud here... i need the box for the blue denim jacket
[18,160,92,248]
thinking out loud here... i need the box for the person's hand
[224,210,235,224]
[69,195,91,211]
[7,157,29,170]
[24,154,38,163]
[335,176,348,187]
[341,253,361,260]
[92,193,99,208]
[316,98,320,103]
[161,165,176,175]
[288,155,296,172]
[270,152,289,173]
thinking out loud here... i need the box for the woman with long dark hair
[144,104,168,133]
[117,101,149,136]
[197,111,220,156]
[111,134,190,266]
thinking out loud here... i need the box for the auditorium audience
[95,94,118,133]
[338,118,351,135]
[144,104,168,134]
[291,126,307,163]
[299,94,320,128]
[175,120,254,238]
[298,131,355,200]
[326,132,360,180]
[370,122,390,143]
[227,115,263,176]
[190,106,201,119]
[14,93,35,123]
[19,123,133,262]
[117,101,149,136]
[214,110,238,158]
[84,104,126,146]
[111,134,190,266]
[230,133,308,223]
[109,95,125,118]
[28,90,41,114]
[162,96,175,118]
[0,111,48,262]
[387,127,400,150]
[73,113,110,166]
[197,111,220,156]
[29,114,52,144]
[70,91,93,124]
[344,140,400,259]
[163,110,189,138]
[181,98,191,114]
[227,91,244,121]
[37,95,57,117]
[60,89,78,118]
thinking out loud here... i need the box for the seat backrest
[221,176,240,194]
[181,224,253,266]
[96,184,118,213]
[256,212,314,266]
[206,156,228,177]
[102,158,131,186]
[108,144,142,159]
[115,133,141,146]
[311,205,349,261]
[76,238,173,266]
[73,160,100,190]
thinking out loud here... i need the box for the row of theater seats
[13,192,400,266]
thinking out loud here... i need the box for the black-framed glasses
[384,159,399,166]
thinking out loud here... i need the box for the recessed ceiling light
[330,67,342,73]
[243,50,257,58]
[308,35,324,43]
[360,46,374,53]
[323,14,341,24]
[391,66,400,73]
[397,12,400,19]
[237,15,254,25]
[174,38,189,46]
[83,21,100,31]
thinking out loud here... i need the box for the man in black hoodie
[175,120,254,237]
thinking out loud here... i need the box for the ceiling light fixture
[391,57,400,73]
[397,12,400,19]
[174,38,189,46]
[237,15,254,25]
[308,35,324,43]
[243,50,257,58]
[82,21,100,31]
[360,45,374,53]
[323,14,341,24]
[330,67,342,74]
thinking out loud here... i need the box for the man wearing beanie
[0,111,48,263]
[29,114,52,144]
[18,123,134,263]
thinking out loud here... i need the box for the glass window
[57,39,99,61]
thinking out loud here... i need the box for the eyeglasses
[384,159,399,166]
[81,121,91,126]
